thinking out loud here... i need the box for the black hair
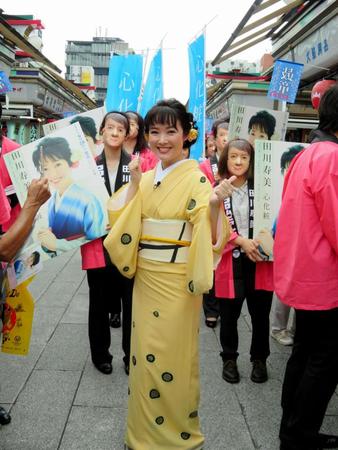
[318,84,338,134]
[125,111,147,153]
[218,138,254,181]
[70,115,98,142]
[144,98,192,136]
[280,144,304,174]
[99,111,130,136]
[32,137,72,173]
[248,110,276,139]
[30,251,40,266]
[212,118,229,138]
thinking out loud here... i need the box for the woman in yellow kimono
[104,99,232,450]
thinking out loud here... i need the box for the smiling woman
[104,98,231,450]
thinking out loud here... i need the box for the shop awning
[0,16,61,73]
[212,0,316,65]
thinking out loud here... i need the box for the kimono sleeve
[83,195,106,240]
[103,185,142,278]
[185,177,230,296]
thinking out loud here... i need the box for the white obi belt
[139,218,192,263]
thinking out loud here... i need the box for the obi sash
[139,219,192,263]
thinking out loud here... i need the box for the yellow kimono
[104,160,229,450]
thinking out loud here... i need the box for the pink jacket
[199,159,215,185]
[215,230,273,298]
[140,148,158,172]
[274,138,338,310]
[0,137,21,230]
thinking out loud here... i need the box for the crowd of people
[1,84,338,449]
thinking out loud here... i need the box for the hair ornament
[187,127,198,142]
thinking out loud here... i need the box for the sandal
[205,318,217,328]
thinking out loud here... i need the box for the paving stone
[61,292,89,324]
[0,369,81,450]
[60,405,126,450]
[36,323,89,371]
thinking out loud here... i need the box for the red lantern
[311,79,336,110]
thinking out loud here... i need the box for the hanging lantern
[311,79,336,110]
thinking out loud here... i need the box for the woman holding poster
[215,139,274,385]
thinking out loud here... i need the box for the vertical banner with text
[106,54,143,112]
[188,32,205,161]
[139,48,163,117]
[267,59,304,104]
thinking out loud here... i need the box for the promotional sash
[96,149,131,265]
[223,179,255,297]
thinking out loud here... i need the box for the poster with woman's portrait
[253,140,309,261]
[4,123,110,262]
[42,106,106,159]
[228,104,289,146]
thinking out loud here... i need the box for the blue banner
[188,33,205,161]
[267,59,304,103]
[0,71,13,94]
[139,49,163,117]
[106,55,143,112]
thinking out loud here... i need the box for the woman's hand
[37,228,57,251]
[237,237,263,262]
[209,175,237,206]
[128,156,142,187]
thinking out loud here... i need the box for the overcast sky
[2,0,272,103]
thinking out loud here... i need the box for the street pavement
[0,249,337,449]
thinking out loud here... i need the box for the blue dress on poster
[48,184,105,241]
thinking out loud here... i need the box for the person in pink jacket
[215,139,273,385]
[199,118,229,184]
[125,110,158,172]
[0,132,21,231]
[200,118,229,328]
[274,84,338,450]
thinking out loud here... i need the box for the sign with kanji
[267,60,304,103]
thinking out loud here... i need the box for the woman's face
[128,118,139,140]
[248,124,268,146]
[101,118,127,149]
[148,121,186,169]
[227,146,250,178]
[215,128,228,152]
[42,157,73,192]
[206,138,216,157]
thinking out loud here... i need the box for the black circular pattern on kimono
[132,356,136,366]
[121,233,132,245]
[132,321,135,328]
[188,280,194,293]
[187,199,196,210]
[200,176,206,183]
[149,389,160,399]
[189,411,198,418]
[155,416,164,425]
[181,432,191,440]
[153,311,159,318]
[128,387,130,395]
[123,266,129,272]
[162,372,173,382]
[146,354,155,363]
